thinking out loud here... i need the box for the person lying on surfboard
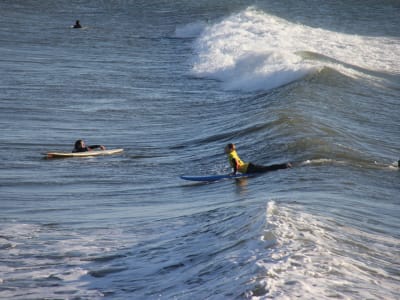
[224,143,291,175]
[73,140,106,153]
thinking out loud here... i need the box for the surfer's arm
[230,158,238,175]
[87,145,106,151]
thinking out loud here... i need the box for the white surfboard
[45,148,124,158]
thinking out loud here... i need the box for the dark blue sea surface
[0,1,399,299]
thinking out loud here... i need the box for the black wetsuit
[73,145,102,153]
[246,162,289,174]
[227,149,290,174]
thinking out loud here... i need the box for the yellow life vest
[227,150,249,173]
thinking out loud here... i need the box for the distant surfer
[225,143,291,175]
[73,140,105,153]
[72,20,82,29]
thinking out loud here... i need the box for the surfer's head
[74,139,85,150]
[225,143,236,154]
[73,20,82,28]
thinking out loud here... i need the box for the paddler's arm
[230,157,238,175]
[87,145,106,151]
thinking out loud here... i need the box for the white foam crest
[191,7,400,92]
[249,201,400,299]
[191,9,316,91]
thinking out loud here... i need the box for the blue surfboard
[180,173,249,182]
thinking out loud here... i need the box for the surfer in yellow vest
[73,140,105,153]
[225,143,291,175]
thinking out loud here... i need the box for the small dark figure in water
[73,20,82,28]
[73,140,105,153]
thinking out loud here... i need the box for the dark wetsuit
[73,145,102,153]
[228,150,290,174]
[246,162,290,174]
[73,21,82,28]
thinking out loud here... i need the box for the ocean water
[0,1,399,299]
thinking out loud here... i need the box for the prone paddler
[225,143,291,175]
[73,139,106,153]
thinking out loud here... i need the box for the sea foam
[249,201,400,299]
[190,7,400,92]
[190,8,319,91]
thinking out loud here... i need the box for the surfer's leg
[247,162,291,174]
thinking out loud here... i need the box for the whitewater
[182,7,400,92]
